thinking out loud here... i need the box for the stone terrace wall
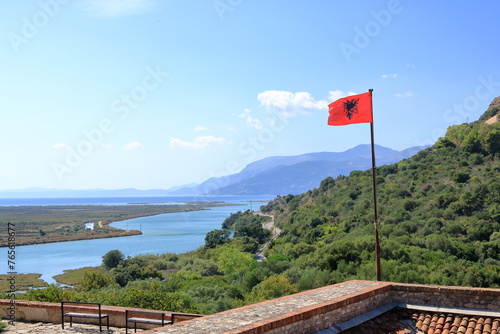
[147,281,500,334]
[143,281,393,334]
[2,281,500,334]
[0,300,173,331]
[391,283,500,310]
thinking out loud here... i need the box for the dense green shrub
[102,250,124,269]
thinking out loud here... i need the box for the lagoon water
[4,195,272,284]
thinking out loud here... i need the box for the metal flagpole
[368,88,381,281]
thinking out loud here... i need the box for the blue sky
[1,0,499,191]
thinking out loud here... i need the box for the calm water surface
[5,196,272,284]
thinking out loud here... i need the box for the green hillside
[261,100,500,286]
[12,99,500,314]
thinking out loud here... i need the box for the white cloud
[327,90,357,102]
[169,136,226,149]
[54,143,70,150]
[238,109,263,130]
[257,90,328,116]
[381,73,398,79]
[122,141,144,150]
[78,0,155,18]
[194,125,207,131]
[395,91,414,98]
[238,108,251,118]
[245,115,264,130]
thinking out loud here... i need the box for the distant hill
[483,96,500,124]
[168,144,427,196]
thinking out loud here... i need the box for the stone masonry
[2,280,500,334]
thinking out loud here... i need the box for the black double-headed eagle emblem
[343,98,359,120]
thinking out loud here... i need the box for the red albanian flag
[327,91,373,126]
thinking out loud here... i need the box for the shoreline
[0,202,239,248]
[0,200,257,289]
[10,229,143,248]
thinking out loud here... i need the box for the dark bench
[125,309,171,333]
[61,301,109,332]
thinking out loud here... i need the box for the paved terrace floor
[2,321,127,333]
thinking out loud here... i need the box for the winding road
[255,212,281,262]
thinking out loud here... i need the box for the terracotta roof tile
[341,308,500,334]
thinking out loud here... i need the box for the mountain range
[167,144,427,196]
[0,144,426,198]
